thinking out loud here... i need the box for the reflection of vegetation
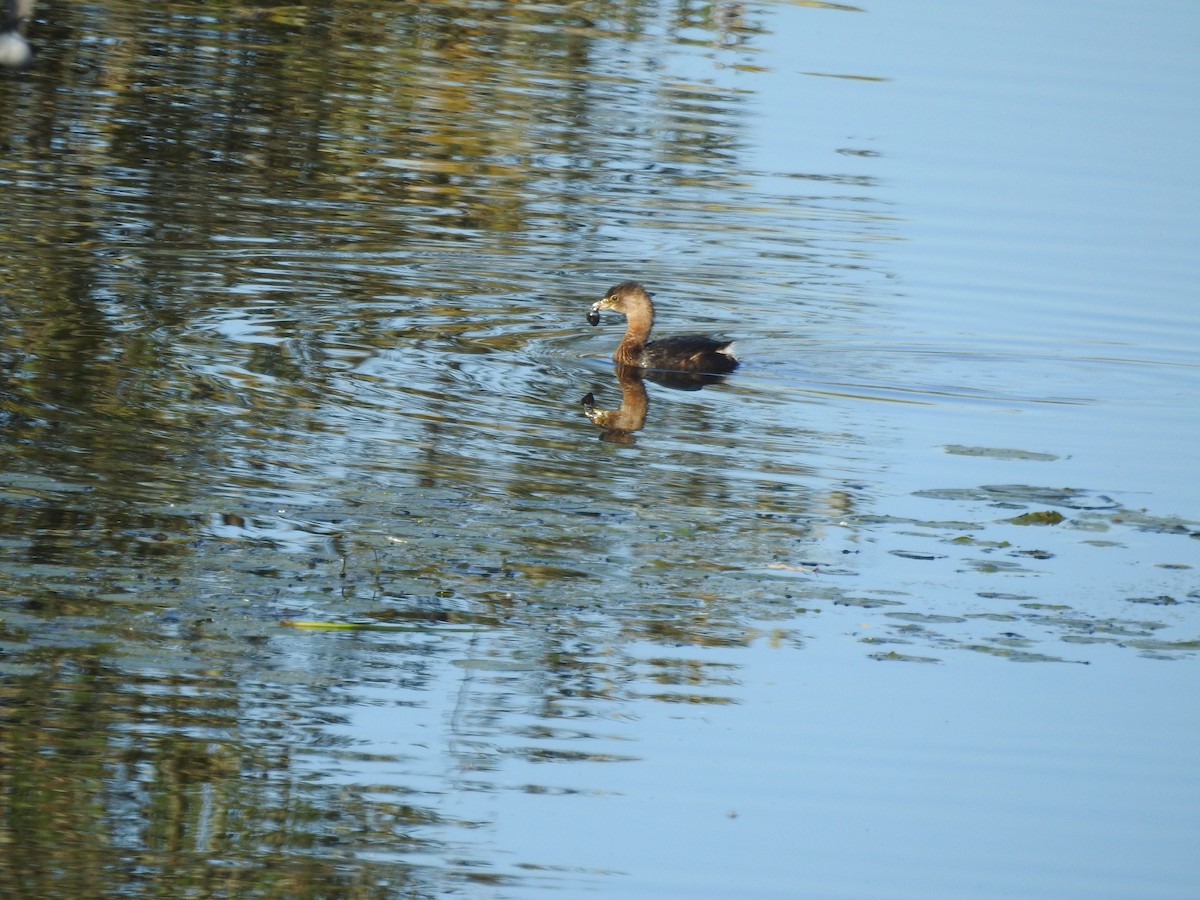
[0,3,777,893]
[0,647,465,896]
[1,0,760,256]
[0,0,765,500]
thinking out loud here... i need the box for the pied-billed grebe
[587,281,738,374]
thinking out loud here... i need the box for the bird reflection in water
[582,365,648,444]
[580,365,731,443]
[582,282,737,441]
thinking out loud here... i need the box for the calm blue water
[313,3,1200,895]
[1,1,1197,897]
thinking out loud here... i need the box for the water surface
[1,0,1198,897]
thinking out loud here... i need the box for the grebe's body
[588,281,738,374]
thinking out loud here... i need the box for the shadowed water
[1,1,1198,897]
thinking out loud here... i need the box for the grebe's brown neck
[614,297,653,364]
[595,282,654,366]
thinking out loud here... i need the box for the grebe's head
[588,282,653,324]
